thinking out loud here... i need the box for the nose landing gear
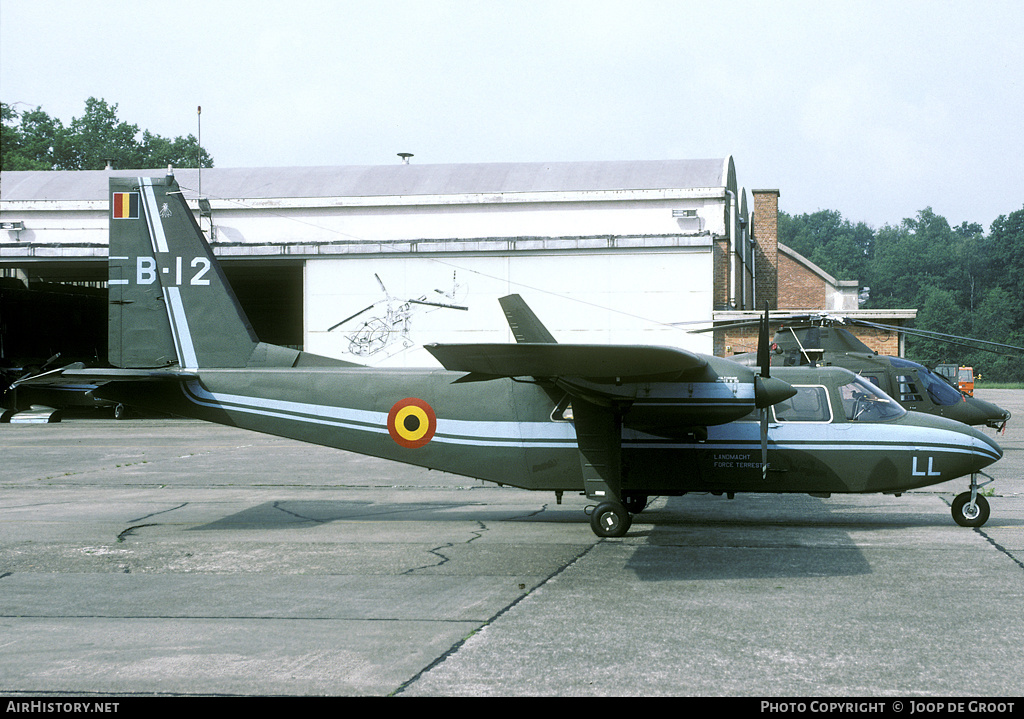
[951,472,993,528]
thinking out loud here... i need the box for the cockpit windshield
[840,376,907,422]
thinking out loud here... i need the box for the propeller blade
[761,407,769,481]
[757,302,770,379]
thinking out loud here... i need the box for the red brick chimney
[752,189,780,310]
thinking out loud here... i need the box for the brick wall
[713,237,730,310]
[752,189,780,310]
[719,322,902,359]
[778,250,826,310]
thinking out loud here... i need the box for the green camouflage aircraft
[12,172,1004,535]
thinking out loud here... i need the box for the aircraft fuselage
[99,364,1001,498]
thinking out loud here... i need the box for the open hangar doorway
[1,258,305,371]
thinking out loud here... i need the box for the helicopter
[700,317,1012,432]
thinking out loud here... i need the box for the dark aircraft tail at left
[107,174,351,372]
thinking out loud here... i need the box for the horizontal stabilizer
[12,364,197,389]
[424,342,706,381]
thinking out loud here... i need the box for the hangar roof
[1,157,736,202]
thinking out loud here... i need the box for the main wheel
[952,492,990,528]
[590,502,631,538]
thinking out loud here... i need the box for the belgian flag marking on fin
[112,192,140,219]
[388,398,437,448]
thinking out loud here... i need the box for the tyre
[951,492,990,528]
[590,502,631,538]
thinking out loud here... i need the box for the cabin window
[897,375,924,402]
[921,367,965,406]
[773,385,833,423]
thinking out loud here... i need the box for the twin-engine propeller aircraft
[11,172,1004,536]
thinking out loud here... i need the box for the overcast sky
[2,0,1022,231]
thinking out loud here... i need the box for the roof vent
[398,153,414,164]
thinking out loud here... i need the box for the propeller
[751,304,796,480]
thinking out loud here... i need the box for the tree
[985,206,1024,300]
[863,208,957,310]
[1,103,62,170]
[1,98,213,171]
[777,209,873,285]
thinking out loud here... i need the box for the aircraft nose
[965,423,1003,468]
[972,396,1012,429]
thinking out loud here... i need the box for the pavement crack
[403,522,486,575]
[116,524,160,543]
[272,501,329,523]
[976,528,1024,572]
[392,540,599,695]
[129,503,188,523]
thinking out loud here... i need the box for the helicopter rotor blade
[328,303,378,332]
[406,298,469,311]
[844,319,1024,356]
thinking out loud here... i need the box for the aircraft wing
[424,342,707,382]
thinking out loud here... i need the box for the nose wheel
[952,492,990,527]
[951,473,992,528]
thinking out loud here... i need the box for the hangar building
[0,157,912,367]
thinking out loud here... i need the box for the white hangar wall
[304,247,715,366]
[209,192,729,245]
[1,158,750,367]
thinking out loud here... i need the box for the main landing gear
[588,493,648,538]
[590,501,632,538]
[951,472,993,528]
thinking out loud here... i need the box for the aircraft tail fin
[498,294,558,344]
[108,173,259,369]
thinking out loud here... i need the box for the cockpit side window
[840,376,907,422]
[773,385,833,423]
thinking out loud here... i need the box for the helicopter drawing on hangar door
[326,272,468,359]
